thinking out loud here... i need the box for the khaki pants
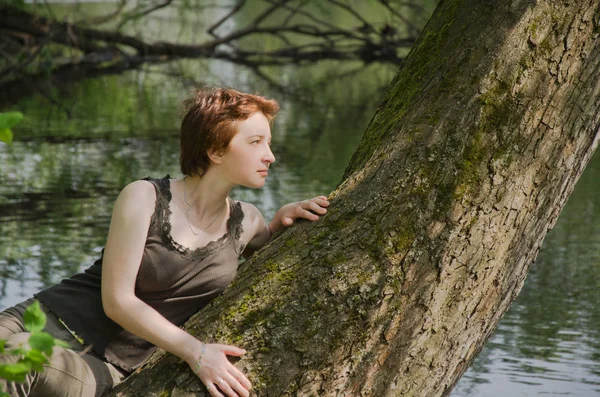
[0,298,124,397]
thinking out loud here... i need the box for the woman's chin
[240,179,267,189]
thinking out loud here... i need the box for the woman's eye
[251,140,259,144]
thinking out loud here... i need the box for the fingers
[278,196,330,226]
[218,344,247,356]
[300,208,320,221]
[228,365,253,391]
[193,344,252,396]
[215,376,245,397]
[205,381,225,397]
[300,200,328,220]
[218,346,252,393]
[200,364,251,397]
[315,196,330,205]
[306,200,328,215]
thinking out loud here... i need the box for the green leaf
[54,339,71,348]
[0,339,5,354]
[0,361,32,382]
[27,332,54,356]
[28,360,44,373]
[23,301,46,333]
[0,128,12,145]
[9,347,27,356]
[24,349,48,365]
[0,112,23,129]
[0,391,11,397]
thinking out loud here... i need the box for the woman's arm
[241,196,330,258]
[101,181,251,397]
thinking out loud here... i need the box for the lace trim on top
[143,175,245,259]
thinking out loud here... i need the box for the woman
[0,87,330,397]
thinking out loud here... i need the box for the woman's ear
[208,148,225,165]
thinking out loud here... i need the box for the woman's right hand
[189,343,252,397]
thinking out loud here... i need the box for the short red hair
[180,87,279,176]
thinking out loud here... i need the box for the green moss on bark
[343,0,463,179]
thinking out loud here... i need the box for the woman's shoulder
[236,200,264,221]
[120,179,157,198]
[236,201,267,236]
[112,179,159,218]
[120,175,172,198]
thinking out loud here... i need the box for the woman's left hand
[271,196,329,233]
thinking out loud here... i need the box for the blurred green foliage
[0,112,23,146]
[0,302,69,396]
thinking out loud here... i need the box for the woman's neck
[181,172,232,220]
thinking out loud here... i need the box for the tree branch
[207,0,247,38]
[0,0,420,91]
[262,0,365,41]
[377,0,421,36]
[117,0,175,30]
[325,0,374,32]
[0,39,48,81]
[74,0,127,26]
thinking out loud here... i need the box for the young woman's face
[219,112,276,188]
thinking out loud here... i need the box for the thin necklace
[182,176,227,236]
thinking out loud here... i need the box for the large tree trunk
[107,0,600,396]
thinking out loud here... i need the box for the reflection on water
[1,1,600,396]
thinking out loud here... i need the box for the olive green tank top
[35,175,246,373]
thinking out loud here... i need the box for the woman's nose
[265,146,276,164]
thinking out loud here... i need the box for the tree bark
[107,0,600,396]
